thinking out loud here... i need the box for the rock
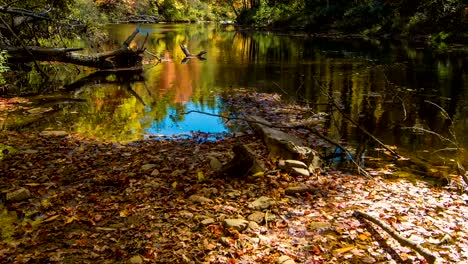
[290,167,310,177]
[308,221,331,232]
[248,196,274,210]
[188,195,213,204]
[264,213,277,222]
[141,164,157,171]
[285,184,314,195]
[278,160,308,170]
[220,236,235,247]
[226,190,241,199]
[6,188,31,201]
[209,156,223,171]
[179,210,194,219]
[22,149,38,154]
[201,218,215,225]
[150,169,160,176]
[223,219,249,231]
[199,187,218,197]
[171,169,186,177]
[40,130,68,137]
[277,255,295,264]
[129,255,143,264]
[247,211,265,224]
[248,221,260,231]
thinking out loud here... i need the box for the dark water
[6,24,468,164]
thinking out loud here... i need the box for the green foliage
[0,51,9,86]
[340,2,390,32]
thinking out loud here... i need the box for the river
[4,23,468,172]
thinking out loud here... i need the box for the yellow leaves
[358,233,370,241]
[120,204,136,218]
[332,245,355,256]
[43,215,60,223]
[119,208,131,218]
[65,215,79,224]
[252,171,264,177]
[197,171,205,182]
[25,183,41,187]
[172,181,178,189]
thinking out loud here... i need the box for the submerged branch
[311,76,401,159]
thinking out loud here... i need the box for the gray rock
[248,196,274,210]
[171,169,186,177]
[291,167,310,177]
[40,130,68,137]
[141,164,157,171]
[247,211,265,224]
[209,156,223,171]
[277,255,296,264]
[264,212,277,222]
[201,218,215,225]
[226,190,241,199]
[6,188,31,201]
[278,160,308,170]
[248,221,260,231]
[188,195,213,204]
[223,219,249,231]
[179,210,194,219]
[129,255,143,264]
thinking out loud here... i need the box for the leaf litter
[0,91,467,263]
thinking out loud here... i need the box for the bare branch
[354,210,439,264]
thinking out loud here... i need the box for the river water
[5,23,468,167]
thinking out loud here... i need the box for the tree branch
[353,210,438,264]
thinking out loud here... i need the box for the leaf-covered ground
[1,92,468,263]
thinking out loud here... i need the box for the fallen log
[246,115,320,167]
[3,26,144,69]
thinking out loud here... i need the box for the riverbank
[1,91,467,263]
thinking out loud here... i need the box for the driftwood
[353,210,438,264]
[114,15,161,24]
[218,144,264,178]
[180,44,207,63]
[4,26,144,69]
[246,115,318,163]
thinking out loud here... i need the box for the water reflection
[15,23,467,156]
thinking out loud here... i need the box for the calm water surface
[17,24,468,160]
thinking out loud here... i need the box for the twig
[353,210,438,264]
[145,50,161,62]
[401,126,456,146]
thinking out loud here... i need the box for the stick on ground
[353,210,438,264]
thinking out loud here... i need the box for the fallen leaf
[43,215,60,223]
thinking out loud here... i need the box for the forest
[1,0,468,263]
